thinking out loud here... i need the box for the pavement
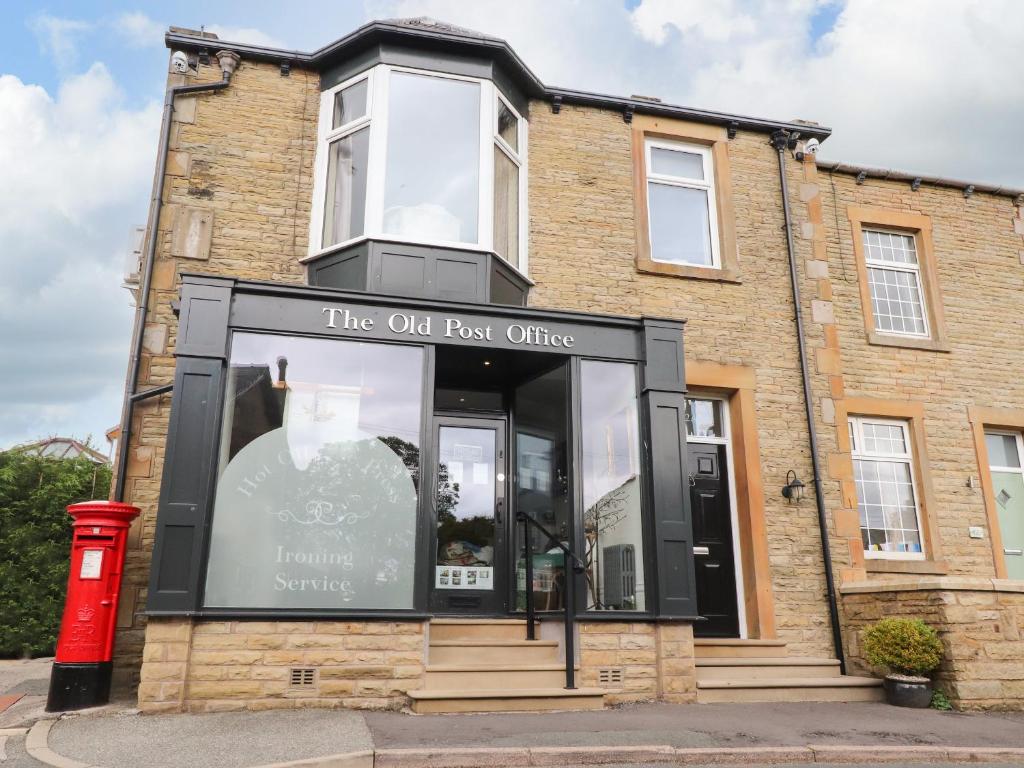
[4,659,1024,768]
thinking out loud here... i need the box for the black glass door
[689,444,740,637]
[430,417,507,614]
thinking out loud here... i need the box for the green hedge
[0,451,112,657]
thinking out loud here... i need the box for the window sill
[866,331,951,353]
[865,558,949,575]
[637,259,741,283]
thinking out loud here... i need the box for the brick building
[110,18,1024,713]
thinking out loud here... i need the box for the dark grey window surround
[146,274,698,621]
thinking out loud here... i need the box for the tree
[0,451,112,657]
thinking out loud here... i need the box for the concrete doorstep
[22,719,1024,768]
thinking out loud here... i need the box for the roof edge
[817,160,1024,201]
[164,25,831,140]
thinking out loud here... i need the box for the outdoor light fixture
[483,360,492,366]
[782,470,805,503]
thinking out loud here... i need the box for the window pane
[332,79,368,129]
[987,433,1021,468]
[863,229,918,265]
[685,398,723,438]
[648,182,713,267]
[515,363,571,612]
[581,361,646,611]
[854,458,922,555]
[867,266,927,335]
[204,333,424,610]
[383,72,480,243]
[322,127,369,247]
[497,99,518,152]
[650,147,704,180]
[493,145,519,267]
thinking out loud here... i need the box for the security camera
[171,51,189,74]
[804,138,821,155]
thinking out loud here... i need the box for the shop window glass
[514,363,570,612]
[383,72,480,243]
[204,333,424,610]
[580,361,646,611]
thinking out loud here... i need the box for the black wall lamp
[782,470,805,503]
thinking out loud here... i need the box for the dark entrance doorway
[430,345,570,616]
[430,416,507,614]
[689,442,740,637]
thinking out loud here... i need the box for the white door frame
[687,393,747,639]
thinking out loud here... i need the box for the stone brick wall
[819,170,1024,580]
[138,618,426,713]
[841,579,1024,710]
[113,54,319,691]
[528,104,844,658]
[577,622,695,704]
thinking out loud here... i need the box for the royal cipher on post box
[46,501,140,711]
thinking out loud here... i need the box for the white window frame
[307,64,529,274]
[862,228,930,339]
[685,395,746,639]
[986,430,1024,473]
[493,92,528,271]
[849,415,926,560]
[644,138,720,269]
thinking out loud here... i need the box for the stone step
[696,675,884,704]
[428,639,560,665]
[696,657,841,680]
[423,663,576,690]
[694,638,788,658]
[429,618,529,642]
[408,687,606,714]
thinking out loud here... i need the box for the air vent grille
[597,667,624,686]
[289,667,316,688]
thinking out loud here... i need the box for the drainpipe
[771,130,847,674]
[114,49,240,501]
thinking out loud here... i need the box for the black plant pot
[884,675,932,708]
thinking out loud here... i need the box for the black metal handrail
[517,510,585,690]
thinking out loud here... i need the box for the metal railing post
[564,557,576,690]
[522,514,536,641]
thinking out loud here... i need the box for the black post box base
[46,662,112,712]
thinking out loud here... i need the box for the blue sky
[0,0,1020,451]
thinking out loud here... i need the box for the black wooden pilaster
[640,318,698,619]
[146,278,231,613]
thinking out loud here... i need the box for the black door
[429,417,508,614]
[689,444,740,637]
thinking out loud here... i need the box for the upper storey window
[645,139,719,268]
[313,66,527,270]
[862,228,929,337]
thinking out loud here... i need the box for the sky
[0,0,1021,451]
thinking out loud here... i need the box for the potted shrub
[862,617,943,708]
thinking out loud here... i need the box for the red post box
[46,500,140,711]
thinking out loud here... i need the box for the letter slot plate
[693,546,710,556]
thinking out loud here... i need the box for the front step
[409,687,606,714]
[697,657,841,681]
[695,638,788,658]
[423,663,576,689]
[429,618,527,641]
[697,675,884,703]
[428,639,559,665]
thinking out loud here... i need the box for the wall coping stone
[840,576,1024,595]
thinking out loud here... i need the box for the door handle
[693,546,710,556]
[495,498,504,525]
[1005,549,1023,556]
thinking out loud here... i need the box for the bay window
[312,66,527,270]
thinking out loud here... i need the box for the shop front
[146,274,699,627]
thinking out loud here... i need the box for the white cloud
[0,66,160,448]
[205,25,288,48]
[29,14,93,70]
[630,0,759,44]
[112,12,166,47]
